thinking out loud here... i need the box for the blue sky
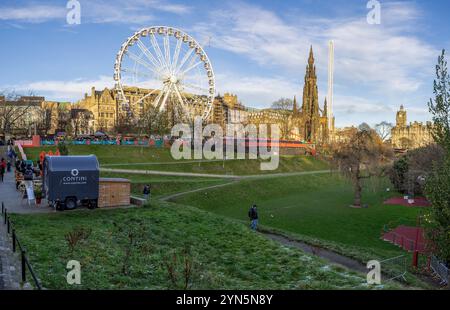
[0,0,449,127]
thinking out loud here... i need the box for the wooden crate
[98,178,131,208]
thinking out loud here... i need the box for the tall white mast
[327,40,334,133]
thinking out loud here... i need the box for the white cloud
[193,1,437,94]
[0,0,191,24]
[7,76,114,102]
[215,73,298,108]
[0,5,66,23]
[85,0,193,23]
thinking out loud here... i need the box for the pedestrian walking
[0,158,6,182]
[248,204,259,231]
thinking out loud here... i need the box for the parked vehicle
[43,155,99,211]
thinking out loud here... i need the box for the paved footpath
[0,221,27,289]
[0,146,32,289]
[0,146,52,214]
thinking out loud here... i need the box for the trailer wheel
[65,197,77,210]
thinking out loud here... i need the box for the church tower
[302,46,320,142]
[396,105,407,127]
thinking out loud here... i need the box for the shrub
[58,142,69,156]
[389,156,409,193]
[65,227,92,254]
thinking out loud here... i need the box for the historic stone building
[391,105,434,149]
[212,93,247,129]
[76,86,248,133]
[247,47,332,143]
[76,87,119,132]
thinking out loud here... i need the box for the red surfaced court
[384,197,431,207]
[382,225,428,253]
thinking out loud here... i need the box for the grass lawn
[107,155,329,175]
[24,146,329,175]
[173,173,423,263]
[24,145,176,164]
[10,203,378,290]
[100,172,229,198]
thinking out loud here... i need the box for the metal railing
[382,230,426,253]
[379,255,408,282]
[1,202,42,289]
[430,255,449,285]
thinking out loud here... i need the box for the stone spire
[308,45,314,65]
[293,95,299,115]
[302,46,320,142]
[323,97,328,118]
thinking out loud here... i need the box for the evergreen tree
[428,50,450,149]
[425,50,450,263]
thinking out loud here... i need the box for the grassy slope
[174,173,422,261]
[24,146,329,175]
[106,156,329,175]
[11,203,375,290]
[100,172,229,198]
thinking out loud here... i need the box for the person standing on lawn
[248,204,259,231]
[143,184,151,201]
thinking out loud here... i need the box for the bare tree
[36,105,54,136]
[0,91,37,137]
[278,111,295,140]
[375,121,393,142]
[271,98,293,111]
[71,109,93,136]
[269,98,295,140]
[358,122,371,132]
[57,105,71,134]
[332,128,394,207]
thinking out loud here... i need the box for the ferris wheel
[114,26,215,121]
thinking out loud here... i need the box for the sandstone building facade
[391,105,434,149]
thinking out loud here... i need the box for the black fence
[1,202,42,290]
